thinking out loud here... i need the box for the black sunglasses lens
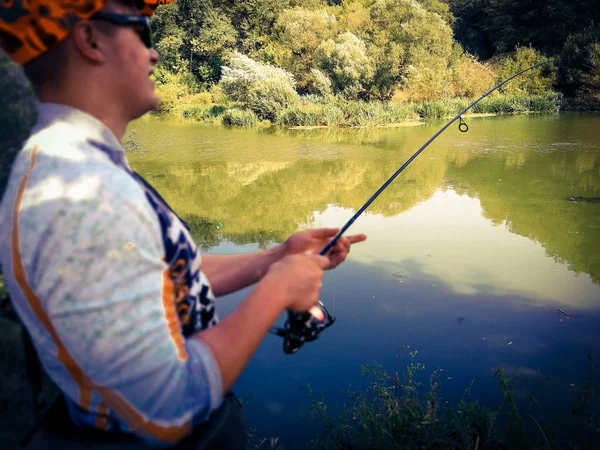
[139,25,152,48]
[140,18,152,48]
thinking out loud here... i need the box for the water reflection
[128,114,600,285]
[308,189,599,309]
[126,113,600,448]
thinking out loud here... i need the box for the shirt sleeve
[20,156,223,445]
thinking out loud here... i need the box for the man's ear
[70,21,107,64]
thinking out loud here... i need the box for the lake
[126,113,600,449]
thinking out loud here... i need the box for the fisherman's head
[0,0,173,121]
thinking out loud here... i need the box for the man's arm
[195,253,329,393]
[201,245,287,296]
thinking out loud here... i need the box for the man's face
[99,1,160,119]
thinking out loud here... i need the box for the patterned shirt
[0,103,223,446]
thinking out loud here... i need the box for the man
[0,0,366,448]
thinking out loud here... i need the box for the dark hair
[22,39,71,94]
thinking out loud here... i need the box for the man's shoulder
[0,127,156,250]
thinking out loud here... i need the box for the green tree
[557,25,600,100]
[367,0,455,99]
[314,32,374,99]
[494,46,555,96]
[273,7,337,91]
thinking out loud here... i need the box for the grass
[305,346,599,450]
[160,92,564,129]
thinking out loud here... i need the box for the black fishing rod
[271,59,554,354]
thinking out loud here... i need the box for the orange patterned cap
[0,0,173,65]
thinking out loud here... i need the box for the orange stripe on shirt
[95,401,110,431]
[161,268,188,362]
[10,145,192,442]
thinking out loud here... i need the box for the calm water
[126,113,600,448]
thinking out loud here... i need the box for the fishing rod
[270,59,554,354]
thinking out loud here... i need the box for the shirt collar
[34,102,125,162]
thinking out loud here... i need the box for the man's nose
[150,48,159,65]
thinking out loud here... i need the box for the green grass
[161,92,563,129]
[306,347,599,450]
[222,108,259,127]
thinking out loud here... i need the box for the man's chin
[131,96,160,120]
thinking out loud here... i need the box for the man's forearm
[193,277,286,392]
[201,244,287,296]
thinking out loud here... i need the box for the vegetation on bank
[154,46,564,127]
[147,0,599,127]
[303,347,599,450]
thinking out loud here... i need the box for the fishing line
[270,59,554,354]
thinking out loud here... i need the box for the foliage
[557,25,600,102]
[416,0,455,24]
[305,69,333,98]
[144,0,598,105]
[220,52,299,121]
[452,53,495,98]
[493,47,555,96]
[449,0,600,58]
[308,348,599,450]
[273,7,337,91]
[314,32,374,99]
[154,67,200,113]
[221,108,259,127]
[144,0,598,106]
[366,0,456,99]
[0,50,36,198]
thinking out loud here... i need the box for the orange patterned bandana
[0,0,173,65]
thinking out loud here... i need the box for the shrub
[154,68,198,113]
[452,53,495,98]
[305,68,333,98]
[314,32,374,100]
[221,108,258,127]
[188,92,213,105]
[219,52,300,121]
[299,94,327,105]
[557,25,600,101]
[494,46,555,96]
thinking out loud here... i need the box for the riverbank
[154,92,566,129]
[2,313,596,450]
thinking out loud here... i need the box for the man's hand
[284,228,367,270]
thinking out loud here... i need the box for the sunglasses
[91,12,153,48]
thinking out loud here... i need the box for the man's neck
[37,90,129,141]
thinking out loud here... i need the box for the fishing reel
[270,301,336,354]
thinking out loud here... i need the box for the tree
[314,32,374,99]
[557,25,600,101]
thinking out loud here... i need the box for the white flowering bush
[219,52,299,121]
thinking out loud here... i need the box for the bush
[494,46,555,96]
[277,107,322,127]
[219,52,300,121]
[299,94,327,105]
[154,68,198,113]
[557,25,600,101]
[452,53,495,98]
[221,108,258,127]
[314,32,374,100]
[305,68,333,98]
[188,92,213,105]
[247,77,300,122]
